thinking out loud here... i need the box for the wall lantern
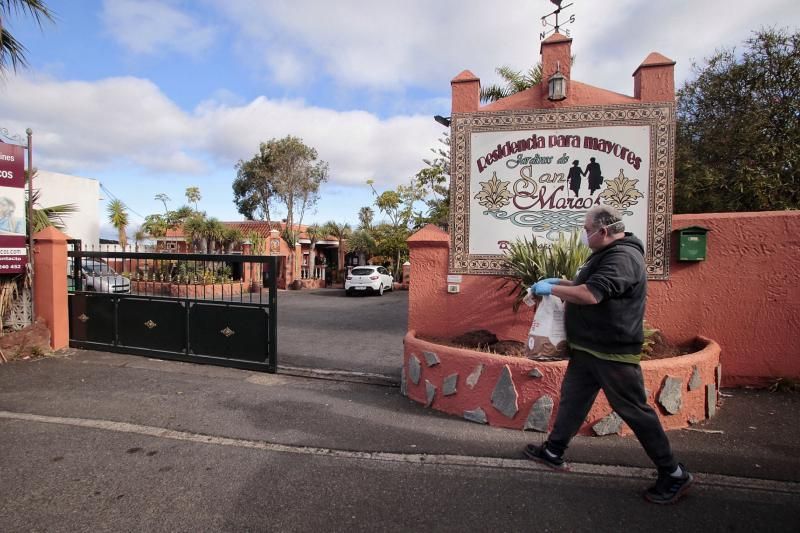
[548,63,567,101]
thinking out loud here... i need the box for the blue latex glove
[531,280,554,296]
[540,278,562,285]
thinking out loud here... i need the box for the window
[351,267,374,276]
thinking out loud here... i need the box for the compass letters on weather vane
[540,1,576,41]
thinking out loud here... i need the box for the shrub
[501,230,590,311]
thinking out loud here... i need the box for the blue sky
[1,0,798,239]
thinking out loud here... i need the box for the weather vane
[540,0,576,41]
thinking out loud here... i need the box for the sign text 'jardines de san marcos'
[449,104,675,279]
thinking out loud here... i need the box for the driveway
[276,288,407,377]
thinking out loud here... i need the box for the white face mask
[580,226,605,248]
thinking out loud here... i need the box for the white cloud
[0,74,441,189]
[102,0,217,57]
[1,74,202,174]
[568,0,800,95]
[209,0,800,96]
[265,50,310,87]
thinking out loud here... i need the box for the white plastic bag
[527,295,568,358]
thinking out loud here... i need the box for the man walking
[524,205,693,504]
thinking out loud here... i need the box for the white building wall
[35,170,100,246]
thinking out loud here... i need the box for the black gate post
[267,256,278,373]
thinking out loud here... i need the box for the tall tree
[185,186,201,212]
[0,0,54,74]
[357,206,374,231]
[106,199,128,249]
[675,28,800,213]
[233,148,276,224]
[234,136,328,277]
[367,179,424,278]
[414,133,451,229]
[233,136,328,232]
[154,193,170,214]
[133,227,146,252]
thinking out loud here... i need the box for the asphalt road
[276,288,407,377]
[3,421,797,533]
[1,353,798,532]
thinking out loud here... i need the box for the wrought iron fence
[67,243,275,304]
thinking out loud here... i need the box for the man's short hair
[586,205,625,234]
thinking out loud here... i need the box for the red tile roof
[162,221,336,241]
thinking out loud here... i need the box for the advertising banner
[449,104,675,279]
[0,142,27,274]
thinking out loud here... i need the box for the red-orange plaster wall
[408,211,800,386]
[648,211,800,386]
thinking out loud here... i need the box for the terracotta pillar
[294,242,302,280]
[406,225,450,336]
[33,227,69,350]
[633,52,676,103]
[402,261,411,287]
[242,241,252,286]
[451,70,480,114]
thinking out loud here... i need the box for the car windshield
[351,268,375,276]
[82,260,114,275]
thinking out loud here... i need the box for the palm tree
[182,215,206,252]
[185,186,201,212]
[203,217,225,253]
[106,199,129,249]
[480,64,544,103]
[0,0,55,74]
[221,227,243,253]
[304,224,324,279]
[357,206,374,231]
[323,220,352,280]
[133,227,146,252]
[26,187,77,233]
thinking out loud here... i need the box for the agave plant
[501,229,590,311]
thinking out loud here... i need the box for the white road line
[2,410,798,496]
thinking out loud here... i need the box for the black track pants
[545,350,678,473]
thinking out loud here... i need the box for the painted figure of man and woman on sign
[567,157,604,197]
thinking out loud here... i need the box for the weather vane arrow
[540,0,576,41]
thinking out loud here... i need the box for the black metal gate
[68,248,278,372]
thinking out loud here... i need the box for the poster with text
[449,105,674,279]
[0,142,28,274]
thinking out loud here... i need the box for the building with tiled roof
[157,220,344,289]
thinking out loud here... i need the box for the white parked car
[68,257,131,294]
[345,265,394,296]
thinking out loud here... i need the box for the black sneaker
[523,443,569,471]
[644,464,694,504]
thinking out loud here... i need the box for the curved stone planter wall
[403,330,721,435]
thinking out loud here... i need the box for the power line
[99,182,147,221]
